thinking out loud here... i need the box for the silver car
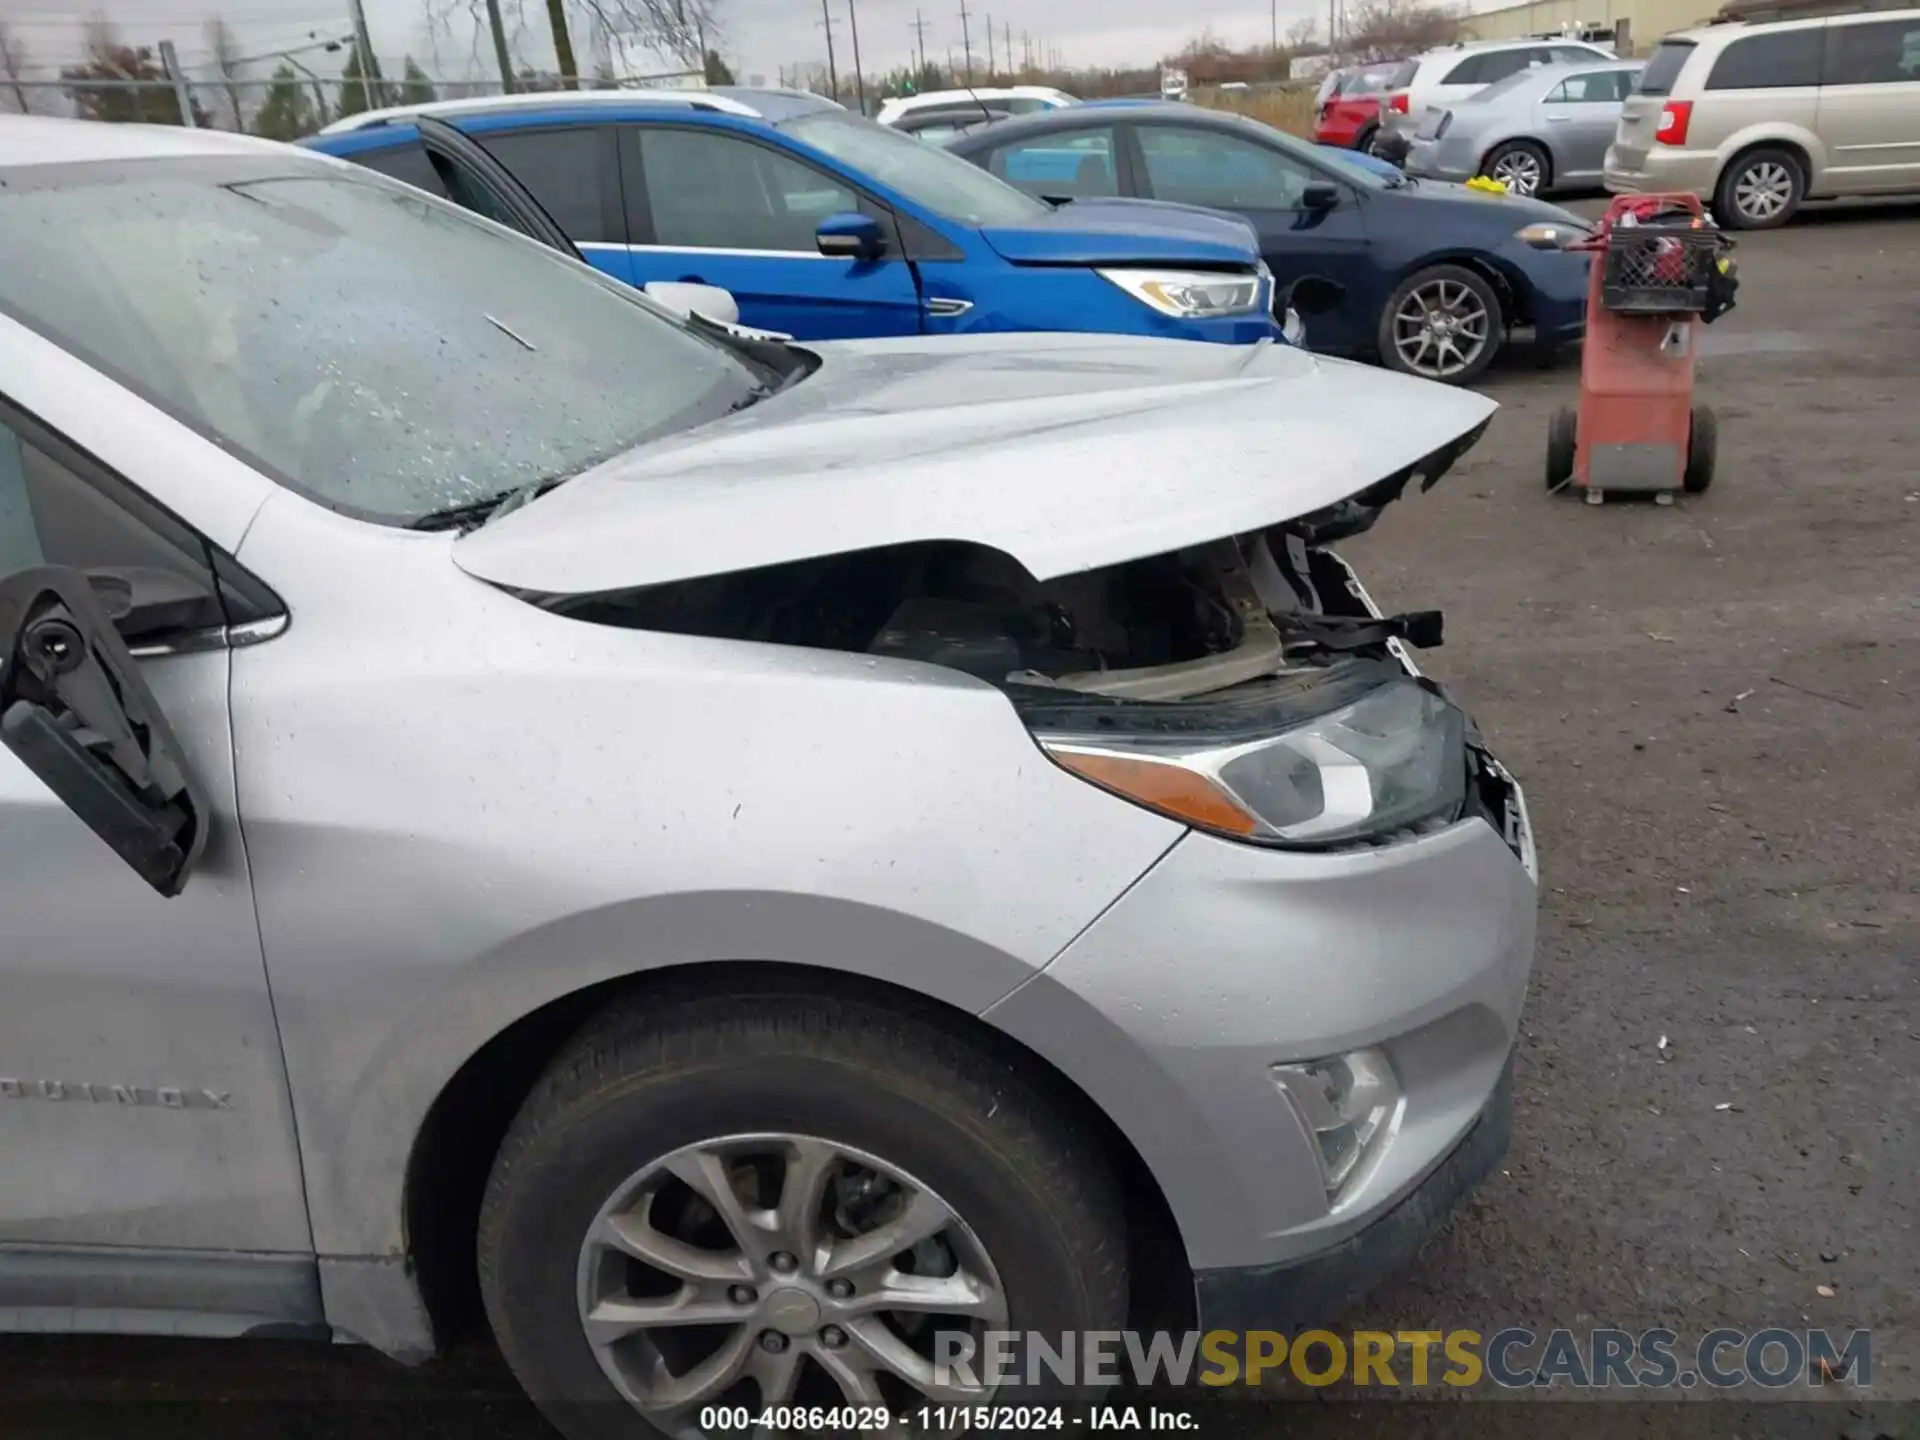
[0,118,1536,1439]
[1407,59,1646,196]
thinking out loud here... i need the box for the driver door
[0,398,311,1275]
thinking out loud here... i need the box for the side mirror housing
[1300,182,1341,212]
[642,282,741,327]
[816,212,886,261]
[0,566,207,895]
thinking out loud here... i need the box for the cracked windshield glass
[0,167,761,524]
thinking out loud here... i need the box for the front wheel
[478,986,1130,1440]
[1379,264,1504,384]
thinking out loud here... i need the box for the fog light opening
[1272,1047,1404,1203]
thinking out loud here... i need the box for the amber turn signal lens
[1047,749,1259,837]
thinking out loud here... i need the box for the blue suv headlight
[1095,267,1265,319]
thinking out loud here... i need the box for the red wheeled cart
[1547,193,1737,505]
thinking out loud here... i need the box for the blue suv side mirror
[816,212,885,262]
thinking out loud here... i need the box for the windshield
[780,110,1049,225]
[0,164,764,526]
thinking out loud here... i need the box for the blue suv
[304,89,1279,345]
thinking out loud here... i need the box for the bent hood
[454,332,1497,597]
[978,197,1261,267]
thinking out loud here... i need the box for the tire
[478,985,1129,1440]
[1684,404,1717,493]
[1546,405,1577,491]
[1356,124,1379,155]
[1715,147,1804,230]
[1482,139,1551,198]
[1378,263,1504,384]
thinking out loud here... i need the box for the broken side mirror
[0,566,207,896]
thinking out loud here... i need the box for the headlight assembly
[1096,267,1264,318]
[1022,662,1468,848]
[1515,220,1590,251]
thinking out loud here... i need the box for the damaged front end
[538,470,1529,864]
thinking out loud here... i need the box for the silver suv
[1606,8,1920,228]
[0,118,1536,1440]
[1375,37,1616,160]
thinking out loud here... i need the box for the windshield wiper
[408,478,560,533]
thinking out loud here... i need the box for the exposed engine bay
[554,528,1439,703]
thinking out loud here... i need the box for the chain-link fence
[2,68,707,142]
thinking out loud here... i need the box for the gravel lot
[3,198,1916,1439]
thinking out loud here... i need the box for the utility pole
[818,0,839,103]
[956,0,974,83]
[484,0,516,91]
[910,10,930,74]
[1003,21,1012,76]
[846,0,866,113]
[347,0,382,104]
[1328,0,1338,52]
[1271,0,1278,52]
[985,13,993,76]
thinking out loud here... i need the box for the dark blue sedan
[948,102,1593,384]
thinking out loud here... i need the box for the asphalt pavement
[3,196,1916,1440]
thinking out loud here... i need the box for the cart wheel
[1684,405,1717,494]
[1546,405,1577,491]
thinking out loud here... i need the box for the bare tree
[1339,0,1463,61]
[422,0,529,91]
[0,21,31,114]
[1285,15,1320,51]
[204,14,247,129]
[568,0,718,70]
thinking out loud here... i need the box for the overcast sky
[4,0,1349,90]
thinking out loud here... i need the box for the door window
[349,138,452,199]
[1547,70,1632,102]
[1821,18,1920,85]
[1137,125,1317,209]
[638,129,860,252]
[1706,29,1823,89]
[0,404,249,642]
[474,127,613,242]
[985,127,1121,199]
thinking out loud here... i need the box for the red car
[1311,61,1401,151]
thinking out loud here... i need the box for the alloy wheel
[1733,161,1793,224]
[1489,148,1543,196]
[1391,277,1492,379]
[577,1133,1008,1435]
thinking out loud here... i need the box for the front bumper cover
[1193,1052,1513,1334]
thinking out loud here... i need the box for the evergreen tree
[401,56,437,105]
[253,62,319,141]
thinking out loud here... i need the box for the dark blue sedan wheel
[1379,264,1503,385]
